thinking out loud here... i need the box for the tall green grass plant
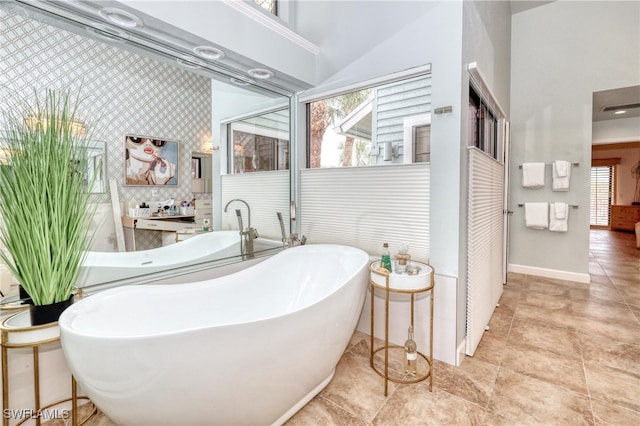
[0,89,96,305]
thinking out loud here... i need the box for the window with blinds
[590,166,614,226]
[469,85,498,160]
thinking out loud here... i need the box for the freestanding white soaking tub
[78,230,241,286]
[59,244,369,425]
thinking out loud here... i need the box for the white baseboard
[508,263,590,284]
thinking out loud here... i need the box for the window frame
[402,114,431,164]
[227,120,290,174]
[304,70,432,169]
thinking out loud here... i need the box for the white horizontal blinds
[590,166,614,226]
[221,170,289,240]
[374,75,432,164]
[300,163,429,261]
[466,147,504,356]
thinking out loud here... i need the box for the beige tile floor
[67,230,640,425]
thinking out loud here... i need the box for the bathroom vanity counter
[122,215,200,251]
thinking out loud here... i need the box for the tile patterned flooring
[72,230,640,425]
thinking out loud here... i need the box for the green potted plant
[0,88,96,325]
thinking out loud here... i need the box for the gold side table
[369,260,435,396]
[1,310,96,426]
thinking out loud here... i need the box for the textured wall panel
[1,10,212,250]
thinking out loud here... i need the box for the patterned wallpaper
[1,10,212,249]
[0,9,211,204]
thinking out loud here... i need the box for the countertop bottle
[404,325,417,377]
[381,243,392,272]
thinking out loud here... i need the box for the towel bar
[518,162,579,169]
[517,203,578,208]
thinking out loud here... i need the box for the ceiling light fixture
[99,7,143,29]
[193,46,225,61]
[247,68,274,80]
[614,110,627,115]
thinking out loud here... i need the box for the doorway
[590,86,640,269]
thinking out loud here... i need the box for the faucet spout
[225,199,257,260]
[224,199,251,229]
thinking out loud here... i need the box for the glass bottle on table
[381,243,392,272]
[404,325,417,377]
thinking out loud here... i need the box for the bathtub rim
[77,245,283,294]
[61,244,370,340]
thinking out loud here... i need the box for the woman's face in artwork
[126,136,167,162]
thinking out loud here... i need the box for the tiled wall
[1,10,212,249]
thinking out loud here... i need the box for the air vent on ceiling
[602,103,640,112]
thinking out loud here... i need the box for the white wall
[509,1,640,280]
[293,0,439,84]
[593,116,640,144]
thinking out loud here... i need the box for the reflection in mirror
[228,109,290,174]
[220,108,291,243]
[0,133,106,194]
[191,151,211,193]
[82,140,107,193]
[0,2,292,293]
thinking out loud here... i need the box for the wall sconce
[201,138,220,154]
[382,142,398,161]
[24,115,87,136]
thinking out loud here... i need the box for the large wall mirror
[0,1,293,291]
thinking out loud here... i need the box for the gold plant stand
[369,260,435,396]
[1,310,96,426]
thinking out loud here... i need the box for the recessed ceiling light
[247,68,274,80]
[193,46,225,61]
[614,110,627,115]
[99,7,143,29]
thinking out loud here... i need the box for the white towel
[552,162,571,191]
[549,202,569,232]
[554,160,570,178]
[522,162,545,188]
[525,202,549,229]
[554,201,567,220]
